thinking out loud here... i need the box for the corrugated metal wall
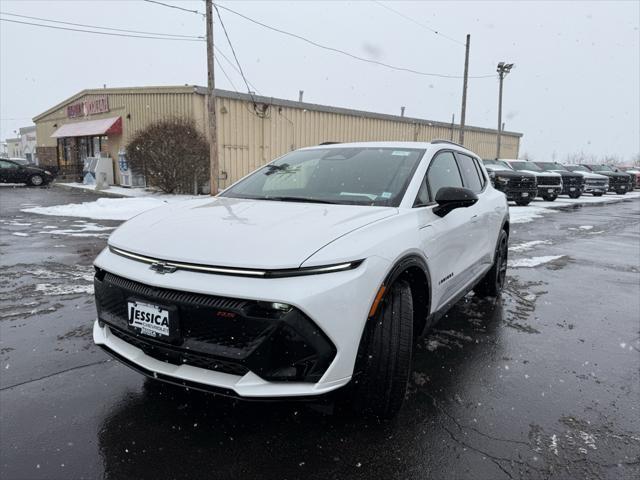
[35,88,521,188]
[213,96,520,189]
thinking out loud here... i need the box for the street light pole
[205,0,219,196]
[496,62,514,159]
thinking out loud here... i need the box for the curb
[52,182,130,198]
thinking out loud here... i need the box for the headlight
[44,170,52,175]
[495,176,510,184]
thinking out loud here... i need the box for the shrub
[126,118,209,193]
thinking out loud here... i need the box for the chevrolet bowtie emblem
[150,262,177,274]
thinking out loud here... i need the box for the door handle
[470,214,479,223]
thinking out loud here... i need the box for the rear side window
[456,153,483,193]
[427,151,463,199]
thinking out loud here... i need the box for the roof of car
[300,141,477,155]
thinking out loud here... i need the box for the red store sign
[67,96,109,118]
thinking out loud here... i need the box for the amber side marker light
[368,285,387,318]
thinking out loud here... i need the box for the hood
[592,171,629,178]
[487,168,535,179]
[573,171,608,180]
[550,170,581,179]
[108,197,398,269]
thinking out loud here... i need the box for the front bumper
[537,185,562,196]
[583,183,608,193]
[93,248,391,397]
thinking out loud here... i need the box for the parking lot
[1,185,639,480]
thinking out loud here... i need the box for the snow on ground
[509,240,552,252]
[509,255,565,268]
[57,182,156,198]
[22,195,200,221]
[509,191,640,224]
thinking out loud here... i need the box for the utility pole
[450,113,455,141]
[459,34,470,145]
[206,0,219,195]
[496,61,514,159]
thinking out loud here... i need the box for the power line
[214,46,260,93]
[213,3,494,79]
[0,18,204,41]
[143,0,204,17]
[0,11,204,39]
[373,1,466,47]
[214,56,238,91]
[212,4,257,101]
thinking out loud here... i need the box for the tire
[347,280,414,418]
[616,189,627,195]
[474,229,508,298]
[593,192,604,197]
[515,199,531,206]
[28,174,44,187]
[568,192,581,199]
[541,194,557,201]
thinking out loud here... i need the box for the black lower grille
[94,271,336,382]
[110,326,249,376]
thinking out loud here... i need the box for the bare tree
[126,118,209,194]
[632,153,640,167]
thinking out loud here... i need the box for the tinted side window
[0,161,18,169]
[457,154,483,193]
[473,158,487,188]
[427,152,463,199]
[414,177,430,206]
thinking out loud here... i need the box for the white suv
[93,141,509,417]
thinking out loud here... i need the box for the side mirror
[433,187,478,217]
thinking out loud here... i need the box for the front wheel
[593,192,604,197]
[616,189,627,195]
[541,194,557,201]
[475,230,508,298]
[28,174,44,187]
[568,192,581,199]
[348,280,413,418]
[515,199,532,206]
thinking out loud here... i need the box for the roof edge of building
[33,85,523,138]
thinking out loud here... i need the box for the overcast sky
[1,0,638,161]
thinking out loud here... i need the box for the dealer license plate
[620,186,626,190]
[521,192,529,197]
[548,188,554,193]
[128,301,170,338]
[570,187,576,191]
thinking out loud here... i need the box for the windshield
[10,159,28,166]
[220,147,425,206]
[484,160,514,170]
[486,164,512,172]
[592,165,613,172]
[568,165,588,172]
[509,161,542,172]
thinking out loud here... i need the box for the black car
[581,164,632,194]
[533,161,584,198]
[483,160,537,205]
[0,159,55,186]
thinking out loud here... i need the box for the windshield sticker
[391,151,411,156]
[380,192,393,199]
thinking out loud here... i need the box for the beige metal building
[33,85,522,187]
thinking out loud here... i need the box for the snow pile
[509,255,564,268]
[22,196,197,221]
[509,240,552,252]
[509,205,556,224]
[58,182,155,198]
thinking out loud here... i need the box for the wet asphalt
[0,185,639,480]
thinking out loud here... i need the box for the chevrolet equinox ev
[93,141,509,417]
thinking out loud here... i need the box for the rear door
[0,160,22,183]
[414,151,478,312]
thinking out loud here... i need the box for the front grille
[539,176,561,186]
[563,175,584,187]
[509,177,536,189]
[94,271,336,382]
[110,326,250,376]
[585,179,607,186]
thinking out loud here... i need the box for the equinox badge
[150,262,177,274]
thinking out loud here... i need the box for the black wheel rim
[496,238,508,290]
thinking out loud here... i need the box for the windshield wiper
[263,196,338,204]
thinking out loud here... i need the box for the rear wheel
[515,199,531,206]
[28,174,44,186]
[475,230,508,298]
[347,280,413,418]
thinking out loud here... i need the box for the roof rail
[431,139,464,147]
[318,141,341,145]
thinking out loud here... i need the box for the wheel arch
[381,254,432,338]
